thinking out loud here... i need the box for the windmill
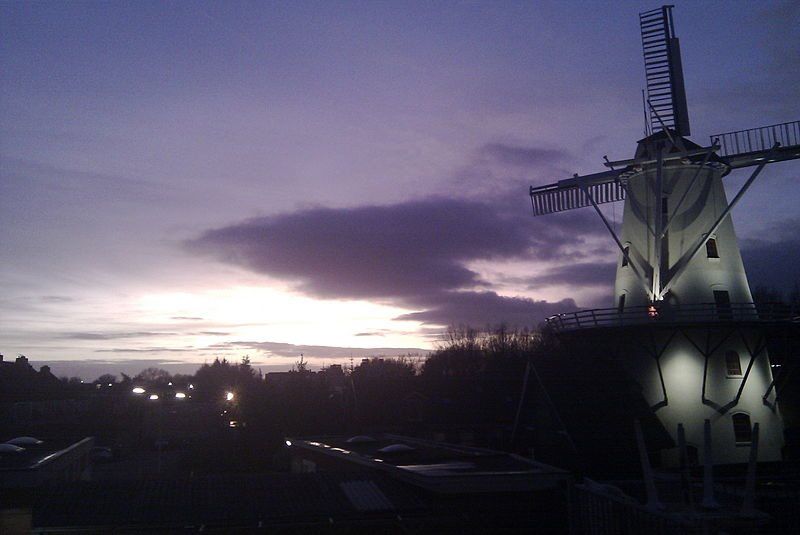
[530,6,800,467]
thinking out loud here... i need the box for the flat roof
[0,437,92,472]
[287,434,569,493]
[30,471,570,531]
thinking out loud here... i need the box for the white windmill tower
[530,6,800,466]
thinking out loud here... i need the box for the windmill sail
[530,7,799,218]
[640,6,690,136]
[529,170,624,216]
[711,120,800,169]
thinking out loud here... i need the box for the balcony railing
[546,302,800,332]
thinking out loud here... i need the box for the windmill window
[621,245,630,267]
[725,350,742,377]
[732,413,752,444]
[706,238,719,259]
[617,294,626,314]
[714,290,732,320]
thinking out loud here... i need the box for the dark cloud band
[187,195,601,327]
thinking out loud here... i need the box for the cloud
[41,295,74,303]
[452,142,577,199]
[394,291,578,327]
[85,339,427,361]
[62,331,176,341]
[479,143,569,167]
[187,196,602,327]
[189,198,521,300]
[208,340,427,360]
[523,261,617,289]
[741,217,800,295]
[95,347,196,353]
[355,328,436,338]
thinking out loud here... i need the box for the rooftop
[28,470,569,532]
[0,437,89,472]
[287,433,569,493]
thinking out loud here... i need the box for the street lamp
[225,391,234,402]
[132,387,146,394]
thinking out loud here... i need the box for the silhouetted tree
[351,357,416,427]
[170,373,195,388]
[290,354,310,374]
[193,358,256,401]
[94,373,118,385]
[133,367,172,386]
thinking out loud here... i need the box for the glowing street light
[175,392,186,399]
[132,387,146,394]
[149,394,159,401]
[225,391,234,402]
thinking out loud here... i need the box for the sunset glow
[1,1,798,378]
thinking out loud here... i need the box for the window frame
[714,290,732,320]
[725,350,743,378]
[731,413,752,445]
[706,237,720,259]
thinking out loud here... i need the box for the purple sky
[2,1,798,376]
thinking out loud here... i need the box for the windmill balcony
[546,302,800,332]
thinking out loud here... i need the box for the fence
[573,483,701,534]
[547,302,799,332]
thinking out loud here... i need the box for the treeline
[51,327,557,472]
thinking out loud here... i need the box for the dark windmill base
[545,303,800,469]
[528,337,674,479]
